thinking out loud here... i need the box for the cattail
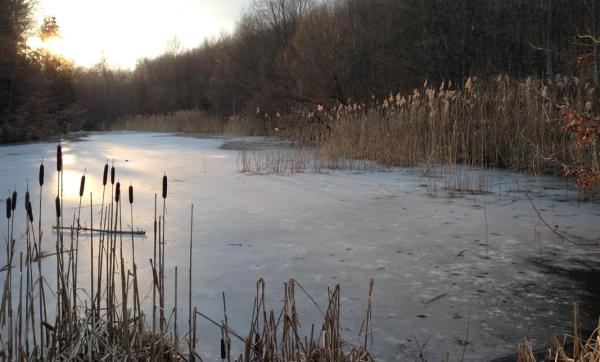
[26,201,33,223]
[57,145,62,172]
[6,198,11,219]
[111,165,115,185]
[11,191,17,211]
[25,191,30,207]
[103,164,108,186]
[128,185,133,204]
[162,174,167,199]
[221,338,226,359]
[55,196,61,218]
[79,175,86,197]
[39,163,44,186]
[115,182,121,203]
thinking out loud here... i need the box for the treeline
[0,1,77,142]
[76,0,600,125]
[1,0,599,141]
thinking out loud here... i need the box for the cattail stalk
[37,162,48,352]
[189,204,193,361]
[89,192,94,361]
[174,266,178,356]
[152,194,157,342]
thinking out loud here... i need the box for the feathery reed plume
[56,144,62,172]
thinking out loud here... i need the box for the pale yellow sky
[28,0,248,69]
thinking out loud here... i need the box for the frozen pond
[1,132,599,361]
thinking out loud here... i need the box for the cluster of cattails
[0,143,376,361]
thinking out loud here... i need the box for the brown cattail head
[39,163,44,186]
[221,338,226,359]
[55,196,61,218]
[110,165,115,185]
[26,201,33,222]
[103,164,108,186]
[6,198,11,219]
[79,175,86,197]
[115,182,121,203]
[162,174,167,199]
[11,191,17,211]
[57,145,62,172]
[25,191,30,207]
[128,185,133,204]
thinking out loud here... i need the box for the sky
[27,0,249,69]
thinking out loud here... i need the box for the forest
[0,0,599,142]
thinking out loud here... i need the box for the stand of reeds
[517,304,600,362]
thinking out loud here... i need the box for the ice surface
[0,131,599,361]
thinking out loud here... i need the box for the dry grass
[236,147,382,175]
[0,145,375,361]
[517,304,600,362]
[110,110,270,136]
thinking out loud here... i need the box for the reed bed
[236,146,384,176]
[0,144,375,361]
[305,75,596,175]
[110,110,269,136]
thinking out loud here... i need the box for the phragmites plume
[111,164,115,185]
[11,191,17,211]
[39,163,44,186]
[103,163,108,186]
[162,174,167,199]
[55,196,61,218]
[128,185,133,204]
[6,198,11,219]
[115,182,121,203]
[79,175,86,197]
[465,76,473,93]
[57,144,63,172]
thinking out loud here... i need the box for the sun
[27,36,68,58]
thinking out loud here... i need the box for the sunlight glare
[29,0,242,69]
